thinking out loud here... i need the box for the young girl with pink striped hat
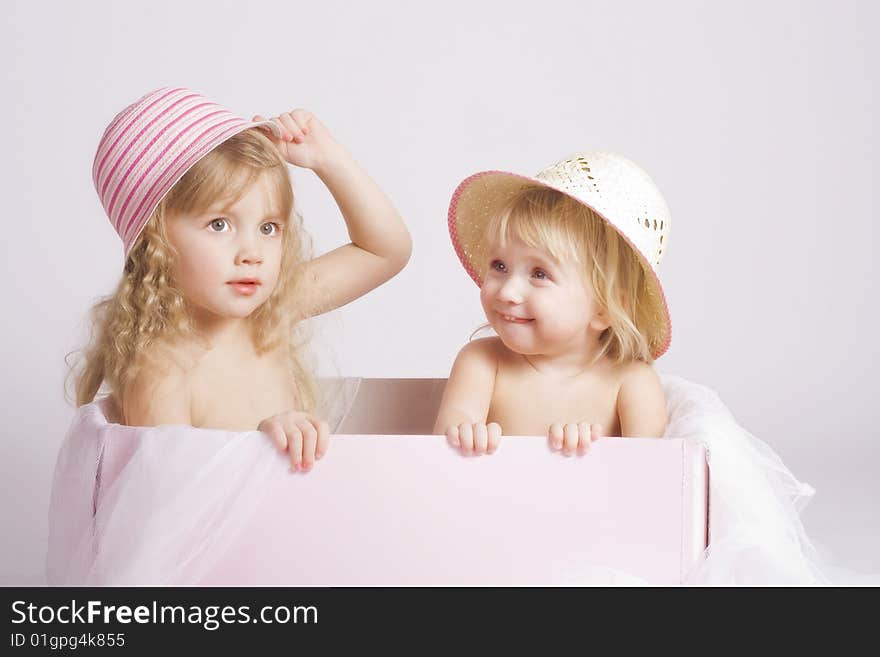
[74,87,411,471]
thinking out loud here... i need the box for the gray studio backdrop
[1,0,877,583]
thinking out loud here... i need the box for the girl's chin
[495,331,537,355]
[189,301,264,323]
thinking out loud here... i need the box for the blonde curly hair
[485,185,655,364]
[71,128,318,415]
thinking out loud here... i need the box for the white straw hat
[448,152,672,359]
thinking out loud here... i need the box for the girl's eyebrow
[198,204,235,217]
[524,252,559,270]
[487,245,558,269]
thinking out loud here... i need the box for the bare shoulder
[616,360,667,438]
[455,336,504,369]
[618,360,664,393]
[122,344,197,427]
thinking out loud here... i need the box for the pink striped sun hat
[93,87,282,256]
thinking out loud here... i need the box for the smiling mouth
[498,313,533,324]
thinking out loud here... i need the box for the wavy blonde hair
[484,185,655,364]
[71,128,318,415]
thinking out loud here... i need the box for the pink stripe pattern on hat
[92,87,277,256]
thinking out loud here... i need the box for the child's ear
[589,307,611,332]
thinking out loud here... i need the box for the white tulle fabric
[47,376,849,586]
[663,376,830,585]
[46,378,361,586]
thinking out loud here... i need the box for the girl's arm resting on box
[433,338,499,434]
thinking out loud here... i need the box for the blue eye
[490,260,507,273]
[260,222,279,236]
[209,218,229,232]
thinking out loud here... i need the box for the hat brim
[250,119,283,139]
[448,170,672,360]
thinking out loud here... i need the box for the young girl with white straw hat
[434,153,880,584]
[436,152,671,454]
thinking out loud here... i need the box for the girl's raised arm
[257,110,412,319]
[301,146,412,318]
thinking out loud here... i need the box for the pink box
[98,378,709,585]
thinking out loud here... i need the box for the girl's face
[166,174,285,324]
[480,238,608,357]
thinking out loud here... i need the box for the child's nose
[498,277,524,304]
[234,234,263,266]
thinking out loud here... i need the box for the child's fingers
[277,112,305,143]
[252,115,283,143]
[314,418,330,460]
[458,422,474,455]
[473,423,489,455]
[562,423,579,456]
[296,417,318,471]
[446,425,461,448]
[290,109,312,135]
[286,425,304,471]
[577,422,592,455]
[591,424,603,441]
[487,422,502,454]
[260,420,287,451]
[548,423,564,451]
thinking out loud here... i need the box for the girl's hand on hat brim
[253,114,285,143]
[275,110,310,143]
[253,110,341,173]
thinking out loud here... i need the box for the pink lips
[497,312,533,324]
[227,279,261,296]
